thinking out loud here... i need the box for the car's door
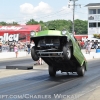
[71,35,85,65]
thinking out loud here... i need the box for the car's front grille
[40,38,59,44]
[45,39,51,43]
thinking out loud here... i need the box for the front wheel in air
[31,47,39,61]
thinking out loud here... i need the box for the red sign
[74,35,88,41]
[0,25,41,42]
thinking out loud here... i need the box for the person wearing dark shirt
[0,40,2,52]
[9,43,14,52]
[94,40,98,49]
[27,42,31,54]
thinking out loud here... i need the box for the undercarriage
[31,36,85,77]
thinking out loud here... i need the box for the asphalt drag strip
[0,59,100,100]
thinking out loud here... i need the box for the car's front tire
[77,65,85,76]
[31,47,39,61]
[63,45,71,60]
[49,66,56,77]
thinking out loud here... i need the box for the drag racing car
[30,29,87,77]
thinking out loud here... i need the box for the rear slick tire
[49,66,56,77]
[77,65,85,76]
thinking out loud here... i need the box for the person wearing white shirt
[30,41,35,49]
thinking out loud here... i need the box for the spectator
[85,40,91,54]
[0,39,2,52]
[83,41,87,49]
[80,40,84,49]
[14,45,18,58]
[27,42,31,54]
[9,43,14,52]
[94,40,98,49]
[98,42,100,49]
[39,58,44,65]
[30,40,35,49]
[91,40,95,49]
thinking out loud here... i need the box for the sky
[0,0,100,24]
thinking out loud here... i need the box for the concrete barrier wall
[0,50,100,60]
[83,53,100,60]
[0,52,27,59]
[81,49,100,60]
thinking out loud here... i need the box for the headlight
[30,31,35,36]
[62,30,67,35]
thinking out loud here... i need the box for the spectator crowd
[0,39,35,53]
[78,40,100,54]
[0,39,100,55]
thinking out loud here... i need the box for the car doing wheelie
[30,29,87,77]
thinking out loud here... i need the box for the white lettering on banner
[82,37,88,42]
[0,33,19,42]
[9,34,13,41]
[13,34,19,41]
[0,26,22,31]
[4,33,8,41]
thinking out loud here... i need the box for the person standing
[14,45,18,58]
[9,43,14,52]
[0,39,2,52]
[30,40,35,48]
[85,40,91,54]
[27,42,31,54]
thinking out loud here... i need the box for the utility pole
[68,0,81,35]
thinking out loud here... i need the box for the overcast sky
[0,0,100,24]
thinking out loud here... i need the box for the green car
[30,29,87,77]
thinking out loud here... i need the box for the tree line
[0,19,88,35]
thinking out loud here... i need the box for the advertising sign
[0,26,22,31]
[0,33,19,42]
[0,25,41,43]
[88,15,100,22]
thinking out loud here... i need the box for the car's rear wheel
[49,66,56,77]
[63,45,71,60]
[31,47,39,61]
[77,65,85,76]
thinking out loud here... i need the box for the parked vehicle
[30,29,87,77]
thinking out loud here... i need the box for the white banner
[88,28,100,35]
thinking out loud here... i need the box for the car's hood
[34,30,63,37]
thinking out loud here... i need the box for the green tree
[39,21,48,30]
[26,19,39,25]
[26,19,87,34]
[0,21,7,25]
[7,22,19,25]
[44,20,72,32]
[74,19,88,34]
